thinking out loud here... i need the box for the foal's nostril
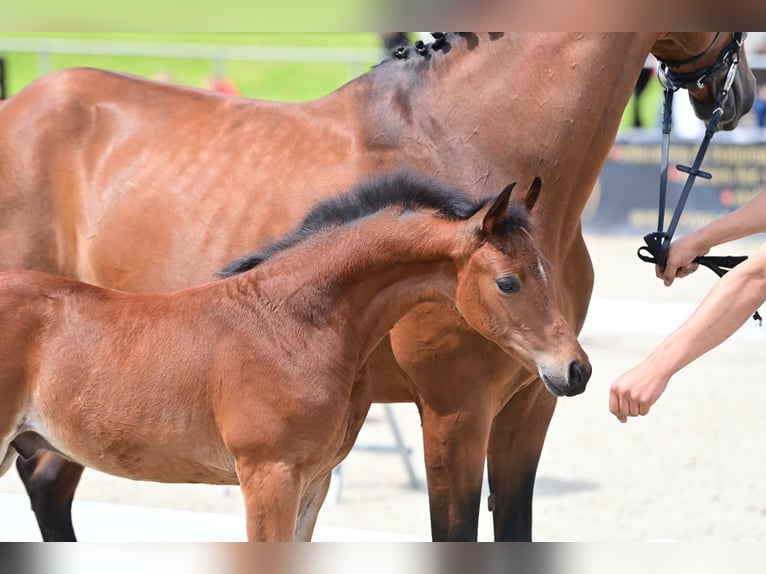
[568,361,581,387]
[567,359,591,395]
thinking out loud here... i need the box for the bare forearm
[613,242,766,423]
[694,191,766,249]
[649,249,766,377]
[661,193,766,285]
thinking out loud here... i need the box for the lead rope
[636,35,761,325]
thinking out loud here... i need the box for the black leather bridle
[635,33,760,324]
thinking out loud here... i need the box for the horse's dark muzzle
[565,359,591,396]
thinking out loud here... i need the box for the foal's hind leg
[295,473,332,541]
[16,452,83,542]
[486,378,556,541]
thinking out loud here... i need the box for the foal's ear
[471,181,516,240]
[522,176,542,212]
[485,181,515,228]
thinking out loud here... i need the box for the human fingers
[638,403,651,416]
[609,386,629,423]
[661,264,677,286]
[674,262,699,279]
[655,264,677,286]
[661,260,700,286]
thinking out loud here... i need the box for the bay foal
[0,174,589,541]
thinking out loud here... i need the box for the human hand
[609,362,671,423]
[657,234,709,286]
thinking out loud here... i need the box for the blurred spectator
[206,70,240,96]
[632,66,655,128]
[0,57,6,100]
[619,56,662,131]
[755,84,766,128]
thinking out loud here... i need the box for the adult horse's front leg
[15,451,83,542]
[486,377,557,541]
[236,458,302,542]
[390,310,511,541]
[418,400,493,541]
[294,473,332,541]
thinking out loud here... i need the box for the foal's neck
[244,211,461,364]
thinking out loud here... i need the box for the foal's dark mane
[220,171,530,277]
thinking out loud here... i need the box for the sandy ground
[1,233,765,542]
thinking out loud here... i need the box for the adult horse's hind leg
[15,451,83,542]
[486,378,556,541]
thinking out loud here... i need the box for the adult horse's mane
[374,33,506,70]
[220,171,530,277]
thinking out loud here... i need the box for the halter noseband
[637,33,761,324]
[656,32,747,92]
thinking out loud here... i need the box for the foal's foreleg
[16,451,83,542]
[486,380,556,542]
[236,459,301,542]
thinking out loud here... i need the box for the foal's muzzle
[540,359,591,397]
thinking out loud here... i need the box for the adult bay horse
[0,174,589,541]
[0,33,755,541]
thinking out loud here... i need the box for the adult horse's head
[651,32,756,131]
[454,178,591,397]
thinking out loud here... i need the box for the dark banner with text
[582,132,766,236]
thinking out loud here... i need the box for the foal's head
[220,172,590,397]
[454,178,590,397]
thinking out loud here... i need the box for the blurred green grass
[1,1,376,32]
[0,33,387,101]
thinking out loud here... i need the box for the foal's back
[0,270,88,361]
[0,269,237,483]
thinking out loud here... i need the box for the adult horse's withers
[0,33,755,541]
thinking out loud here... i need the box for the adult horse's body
[0,33,755,541]
[0,174,589,541]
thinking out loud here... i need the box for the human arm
[660,190,766,285]
[611,240,766,422]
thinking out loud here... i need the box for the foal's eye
[495,276,520,294]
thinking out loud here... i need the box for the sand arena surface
[1,234,764,541]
